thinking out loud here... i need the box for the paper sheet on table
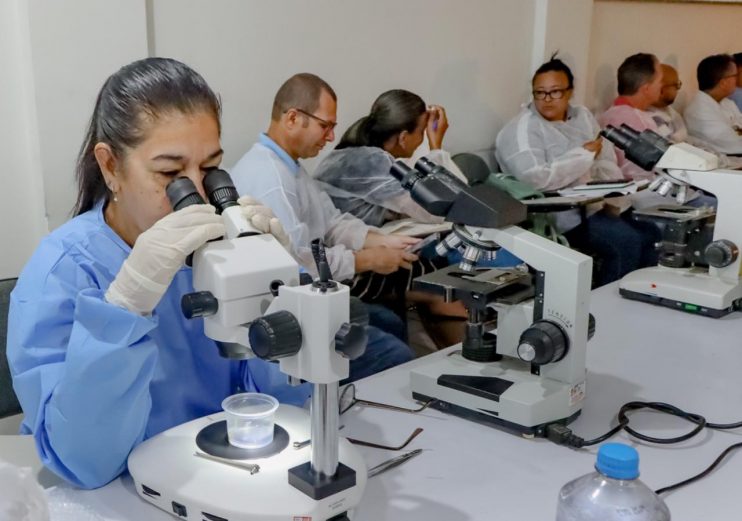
[558,179,649,198]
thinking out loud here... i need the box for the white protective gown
[230,135,369,282]
[684,91,742,155]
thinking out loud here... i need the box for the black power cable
[655,442,742,495]
[545,400,742,495]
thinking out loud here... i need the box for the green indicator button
[683,303,699,311]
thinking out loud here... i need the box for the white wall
[27,0,149,231]
[586,0,742,113]
[531,0,594,105]
[0,1,148,278]
[0,0,47,280]
[150,0,539,173]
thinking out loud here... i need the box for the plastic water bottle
[556,443,671,520]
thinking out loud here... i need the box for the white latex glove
[106,205,225,315]
[238,195,290,248]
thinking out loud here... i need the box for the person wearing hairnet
[496,56,658,286]
[313,89,464,228]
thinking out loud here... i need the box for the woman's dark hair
[73,57,222,216]
[336,89,426,150]
[532,53,574,89]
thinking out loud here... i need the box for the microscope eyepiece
[414,157,436,175]
[600,125,634,150]
[203,168,241,214]
[166,177,205,211]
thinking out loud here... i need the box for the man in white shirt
[684,54,742,155]
[651,63,742,169]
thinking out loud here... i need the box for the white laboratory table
[3,282,741,520]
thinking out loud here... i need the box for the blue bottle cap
[595,443,640,480]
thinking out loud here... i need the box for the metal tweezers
[194,451,260,475]
[367,449,423,478]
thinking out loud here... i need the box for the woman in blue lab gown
[6,58,409,490]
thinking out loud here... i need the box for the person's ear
[282,109,298,131]
[93,143,121,192]
[397,130,409,151]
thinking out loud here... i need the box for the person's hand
[355,247,419,275]
[364,231,419,250]
[381,234,420,250]
[106,205,225,315]
[583,138,603,157]
[426,105,449,150]
[237,195,290,248]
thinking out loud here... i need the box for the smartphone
[406,233,439,253]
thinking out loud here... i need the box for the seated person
[684,54,742,155]
[651,63,742,168]
[599,53,715,209]
[598,53,664,181]
[7,58,342,489]
[313,89,461,227]
[310,89,471,346]
[496,56,658,286]
[230,73,419,349]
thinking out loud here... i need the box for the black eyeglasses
[339,383,436,415]
[532,88,571,101]
[291,108,337,134]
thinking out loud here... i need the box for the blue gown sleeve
[8,258,161,489]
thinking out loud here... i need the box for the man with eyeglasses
[649,64,687,142]
[684,54,742,155]
[229,72,416,381]
[651,63,742,169]
[598,53,665,182]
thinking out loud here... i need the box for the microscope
[390,158,594,436]
[127,170,368,521]
[601,125,742,318]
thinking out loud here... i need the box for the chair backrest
[451,152,492,185]
[0,278,22,419]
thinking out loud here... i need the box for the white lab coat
[684,91,742,155]
[496,104,622,191]
[230,142,369,281]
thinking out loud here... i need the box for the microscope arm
[471,225,592,384]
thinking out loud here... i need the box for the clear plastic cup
[221,393,279,449]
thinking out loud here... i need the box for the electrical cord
[545,401,708,448]
[544,401,742,495]
[654,442,742,495]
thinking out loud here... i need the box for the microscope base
[128,405,367,521]
[619,266,742,317]
[410,352,584,436]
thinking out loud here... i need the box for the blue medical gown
[6,204,311,489]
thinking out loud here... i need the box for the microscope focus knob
[704,240,738,268]
[334,323,367,361]
[517,320,568,366]
[249,311,303,361]
[181,291,218,319]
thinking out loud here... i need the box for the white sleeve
[496,117,594,191]
[685,100,742,155]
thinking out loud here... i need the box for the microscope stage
[128,405,366,521]
[620,266,742,318]
[410,351,583,436]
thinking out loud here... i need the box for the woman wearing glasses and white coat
[495,56,659,286]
